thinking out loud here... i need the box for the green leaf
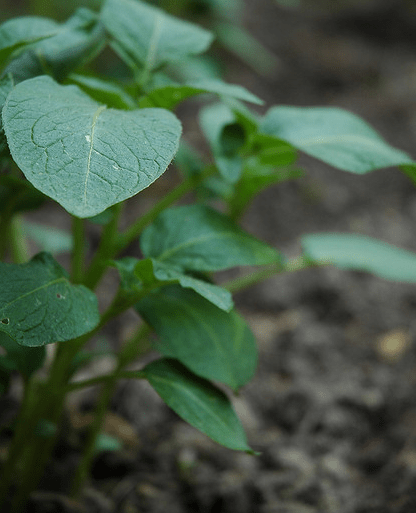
[3,75,182,218]
[3,9,106,83]
[0,252,99,347]
[260,106,415,173]
[0,16,59,68]
[68,74,137,110]
[200,103,245,183]
[141,204,280,272]
[144,358,253,452]
[302,233,416,282]
[24,222,73,254]
[101,0,214,71]
[114,257,233,311]
[0,331,46,377]
[139,78,263,110]
[137,285,257,391]
[0,74,14,154]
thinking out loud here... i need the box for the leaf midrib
[84,104,106,206]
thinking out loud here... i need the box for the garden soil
[6,0,416,511]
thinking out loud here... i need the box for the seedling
[0,1,416,511]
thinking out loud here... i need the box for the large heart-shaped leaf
[2,75,182,217]
[0,74,13,154]
[140,204,280,272]
[0,252,99,347]
[260,106,415,173]
[302,233,416,282]
[137,285,257,391]
[144,358,253,452]
[101,0,213,71]
[114,257,233,311]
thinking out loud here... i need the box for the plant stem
[116,168,216,252]
[9,215,29,264]
[70,323,151,497]
[71,216,86,283]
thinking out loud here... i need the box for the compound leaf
[3,75,182,217]
[302,233,416,282]
[101,0,213,71]
[141,204,280,272]
[260,106,415,173]
[137,285,257,391]
[0,252,99,347]
[144,358,253,452]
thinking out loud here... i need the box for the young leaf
[3,9,106,83]
[260,106,415,173]
[0,16,59,68]
[302,233,416,282]
[136,285,257,391]
[0,252,99,347]
[0,331,46,378]
[101,0,214,71]
[140,204,281,272]
[144,358,253,452]
[3,75,182,218]
[68,74,137,110]
[199,103,245,183]
[114,257,233,311]
[139,78,263,110]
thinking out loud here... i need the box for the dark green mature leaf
[144,358,253,452]
[139,78,263,110]
[3,75,182,218]
[0,252,99,347]
[69,74,137,110]
[3,9,106,84]
[0,331,45,377]
[115,257,233,311]
[260,106,415,173]
[0,16,59,68]
[200,103,245,183]
[141,204,280,272]
[101,0,214,71]
[137,286,257,391]
[302,233,416,282]
[0,74,13,154]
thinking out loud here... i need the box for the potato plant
[0,0,416,511]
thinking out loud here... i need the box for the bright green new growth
[0,0,416,509]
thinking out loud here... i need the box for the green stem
[71,322,151,497]
[71,216,86,283]
[10,215,29,264]
[224,256,316,293]
[83,203,123,290]
[66,369,146,392]
[116,168,216,252]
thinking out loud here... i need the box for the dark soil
[4,0,416,512]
